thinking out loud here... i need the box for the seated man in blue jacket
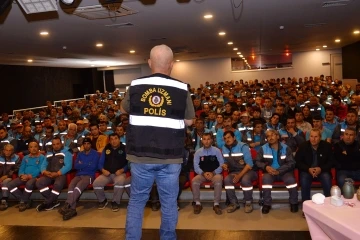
[58,137,100,220]
[255,129,298,214]
[191,133,224,215]
[7,141,45,212]
[222,131,257,213]
[36,137,72,212]
[93,133,130,212]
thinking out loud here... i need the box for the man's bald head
[148,44,174,75]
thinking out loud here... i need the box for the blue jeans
[337,170,360,189]
[300,171,332,201]
[125,163,181,240]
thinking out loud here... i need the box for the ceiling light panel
[17,0,58,14]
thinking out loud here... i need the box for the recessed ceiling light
[27,59,33,63]
[233,48,238,51]
[204,14,213,19]
[176,60,180,62]
[107,66,110,67]
[96,43,103,47]
[228,42,233,45]
[335,39,341,43]
[242,57,245,59]
[40,31,48,36]
[354,30,360,34]
[218,32,226,36]
[316,48,320,51]
[130,50,135,54]
[323,45,327,48]
[237,52,241,54]
[239,55,243,57]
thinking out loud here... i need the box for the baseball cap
[83,137,92,144]
[76,120,84,125]
[241,112,250,117]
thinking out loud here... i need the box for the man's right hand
[203,172,214,180]
[102,169,110,176]
[221,164,228,171]
[265,166,276,175]
[308,168,317,178]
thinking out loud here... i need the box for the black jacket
[334,140,360,171]
[295,140,334,173]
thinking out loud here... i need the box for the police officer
[121,45,195,240]
[36,137,72,212]
[255,129,298,214]
[192,133,224,215]
[93,133,130,212]
[222,131,257,213]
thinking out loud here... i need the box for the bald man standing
[121,45,195,240]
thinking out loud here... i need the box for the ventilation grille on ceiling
[322,0,350,7]
[105,22,134,28]
[63,3,137,20]
[304,23,327,28]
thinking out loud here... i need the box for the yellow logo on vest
[106,149,111,155]
[141,87,172,116]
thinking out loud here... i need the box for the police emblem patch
[106,149,111,155]
[239,159,245,165]
[59,158,64,164]
[118,150,123,154]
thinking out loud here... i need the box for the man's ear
[148,59,152,68]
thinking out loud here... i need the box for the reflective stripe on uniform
[262,185,272,189]
[55,153,65,157]
[263,154,272,158]
[114,185,124,188]
[93,187,103,190]
[286,183,297,189]
[223,154,230,157]
[10,187,18,193]
[40,187,49,192]
[1,187,8,190]
[24,188,32,193]
[131,77,188,91]
[130,115,185,130]
[280,155,286,159]
[231,153,243,157]
[124,184,131,188]
[225,186,235,189]
[242,186,253,191]
[51,190,60,195]
[75,187,81,194]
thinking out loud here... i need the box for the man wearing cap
[121,45,195,240]
[237,112,253,139]
[76,120,90,139]
[58,137,100,220]
[306,115,332,143]
[36,137,72,212]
